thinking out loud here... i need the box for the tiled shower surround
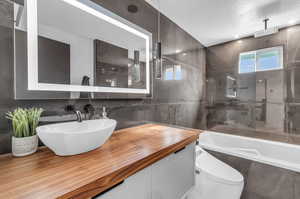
[206,24,300,138]
[208,150,300,199]
[0,0,206,154]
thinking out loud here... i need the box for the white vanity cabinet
[151,143,196,199]
[94,142,196,199]
[94,166,151,199]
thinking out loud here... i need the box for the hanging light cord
[157,0,161,43]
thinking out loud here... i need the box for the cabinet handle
[174,146,186,154]
[92,180,124,198]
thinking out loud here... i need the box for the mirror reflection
[14,0,150,99]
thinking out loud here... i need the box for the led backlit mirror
[15,0,152,99]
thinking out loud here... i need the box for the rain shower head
[254,18,278,38]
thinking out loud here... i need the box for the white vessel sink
[37,119,117,156]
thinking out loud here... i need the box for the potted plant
[6,108,43,157]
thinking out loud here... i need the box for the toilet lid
[196,149,244,185]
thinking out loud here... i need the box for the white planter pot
[12,135,38,157]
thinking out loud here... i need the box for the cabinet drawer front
[94,143,196,199]
[152,143,196,199]
[94,167,151,199]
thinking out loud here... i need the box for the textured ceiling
[146,0,300,46]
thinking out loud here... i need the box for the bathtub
[198,131,300,173]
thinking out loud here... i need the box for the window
[165,67,174,80]
[174,65,182,80]
[239,46,283,74]
[164,65,182,80]
[239,53,256,73]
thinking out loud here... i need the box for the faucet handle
[83,104,95,114]
[65,104,75,112]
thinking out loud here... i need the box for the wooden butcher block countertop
[0,124,201,199]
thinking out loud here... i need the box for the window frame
[164,65,182,81]
[238,46,283,74]
[164,66,174,81]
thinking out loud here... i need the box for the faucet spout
[75,111,83,122]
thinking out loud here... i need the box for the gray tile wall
[207,150,300,199]
[0,0,206,154]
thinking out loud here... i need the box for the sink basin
[37,119,117,156]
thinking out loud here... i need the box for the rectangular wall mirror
[14,0,152,99]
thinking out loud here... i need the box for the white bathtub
[198,131,300,173]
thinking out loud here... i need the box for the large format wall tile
[287,26,300,65]
[0,0,13,28]
[0,23,14,105]
[206,41,241,73]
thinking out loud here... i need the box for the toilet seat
[196,148,244,185]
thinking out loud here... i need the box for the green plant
[6,108,43,138]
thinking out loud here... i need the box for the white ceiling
[146,0,300,47]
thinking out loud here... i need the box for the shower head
[254,18,278,38]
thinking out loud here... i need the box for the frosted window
[165,67,173,80]
[164,65,182,80]
[239,46,283,74]
[256,50,281,71]
[239,53,255,73]
[174,65,182,80]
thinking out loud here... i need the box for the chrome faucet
[75,111,83,122]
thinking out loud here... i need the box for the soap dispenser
[102,106,108,119]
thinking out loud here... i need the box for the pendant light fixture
[154,0,163,79]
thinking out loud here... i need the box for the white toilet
[188,147,244,199]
